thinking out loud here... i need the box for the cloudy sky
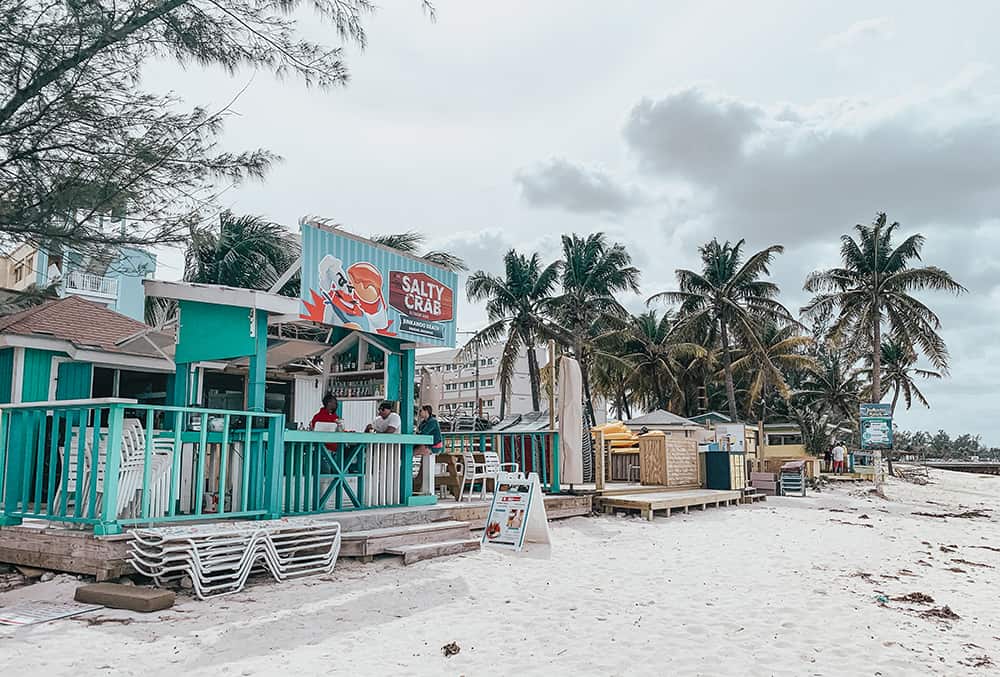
[152,1,1000,444]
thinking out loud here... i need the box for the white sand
[1,469,998,676]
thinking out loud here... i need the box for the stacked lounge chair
[129,518,341,600]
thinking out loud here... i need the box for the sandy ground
[0,469,997,676]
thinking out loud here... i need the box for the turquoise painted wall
[55,361,92,400]
[176,301,259,363]
[109,246,156,321]
[21,348,54,402]
[0,349,12,404]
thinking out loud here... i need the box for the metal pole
[547,340,555,430]
[475,342,481,419]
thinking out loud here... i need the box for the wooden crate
[610,451,640,481]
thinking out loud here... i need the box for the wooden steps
[340,520,472,559]
[386,539,481,565]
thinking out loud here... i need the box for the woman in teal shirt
[414,405,443,493]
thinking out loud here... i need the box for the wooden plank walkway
[0,494,591,579]
[597,489,743,521]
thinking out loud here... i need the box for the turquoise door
[55,361,92,400]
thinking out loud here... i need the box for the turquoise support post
[95,405,125,535]
[169,364,189,406]
[247,310,269,412]
[0,410,22,526]
[549,431,561,494]
[399,347,428,506]
[263,415,286,518]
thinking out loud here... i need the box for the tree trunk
[890,382,900,416]
[622,383,632,420]
[719,322,738,421]
[525,340,541,412]
[871,313,882,403]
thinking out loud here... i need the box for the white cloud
[514,158,640,215]
[821,17,894,51]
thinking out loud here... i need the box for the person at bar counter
[310,392,341,452]
[365,401,401,434]
[413,405,443,493]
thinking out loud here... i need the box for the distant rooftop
[626,409,700,427]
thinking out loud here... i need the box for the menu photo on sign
[482,472,550,552]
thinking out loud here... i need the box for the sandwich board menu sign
[482,472,550,551]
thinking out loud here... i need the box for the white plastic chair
[458,451,519,502]
[62,418,175,519]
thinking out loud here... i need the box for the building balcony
[63,270,119,300]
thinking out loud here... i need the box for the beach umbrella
[558,356,584,485]
[419,367,443,413]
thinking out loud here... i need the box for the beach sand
[0,468,997,676]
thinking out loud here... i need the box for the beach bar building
[0,223,579,578]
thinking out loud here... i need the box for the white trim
[11,347,24,404]
[0,335,173,372]
[0,397,137,410]
[268,256,302,293]
[48,356,68,401]
[143,279,299,315]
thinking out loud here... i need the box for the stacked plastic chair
[129,517,341,600]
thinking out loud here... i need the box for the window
[445,383,458,392]
[480,358,488,366]
[12,263,23,283]
[480,378,494,387]
[484,399,494,407]
[487,357,496,366]
[767,434,803,446]
[461,380,475,389]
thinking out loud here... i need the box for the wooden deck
[596,489,743,521]
[0,493,592,580]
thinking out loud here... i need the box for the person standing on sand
[832,441,847,474]
[824,445,833,472]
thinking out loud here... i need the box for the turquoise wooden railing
[441,430,561,493]
[0,400,284,535]
[280,431,432,515]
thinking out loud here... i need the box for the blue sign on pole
[298,222,458,348]
[859,403,893,450]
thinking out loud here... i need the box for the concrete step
[386,538,481,565]
[341,520,472,558]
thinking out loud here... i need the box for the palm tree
[802,212,966,401]
[186,211,301,293]
[649,238,795,421]
[463,250,559,414]
[878,339,941,415]
[549,233,640,426]
[370,231,468,272]
[730,323,816,420]
[0,282,59,316]
[613,310,705,413]
[795,341,864,424]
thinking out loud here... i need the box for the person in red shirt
[310,393,340,452]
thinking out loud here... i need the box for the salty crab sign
[389,271,454,322]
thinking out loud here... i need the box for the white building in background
[415,343,548,420]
